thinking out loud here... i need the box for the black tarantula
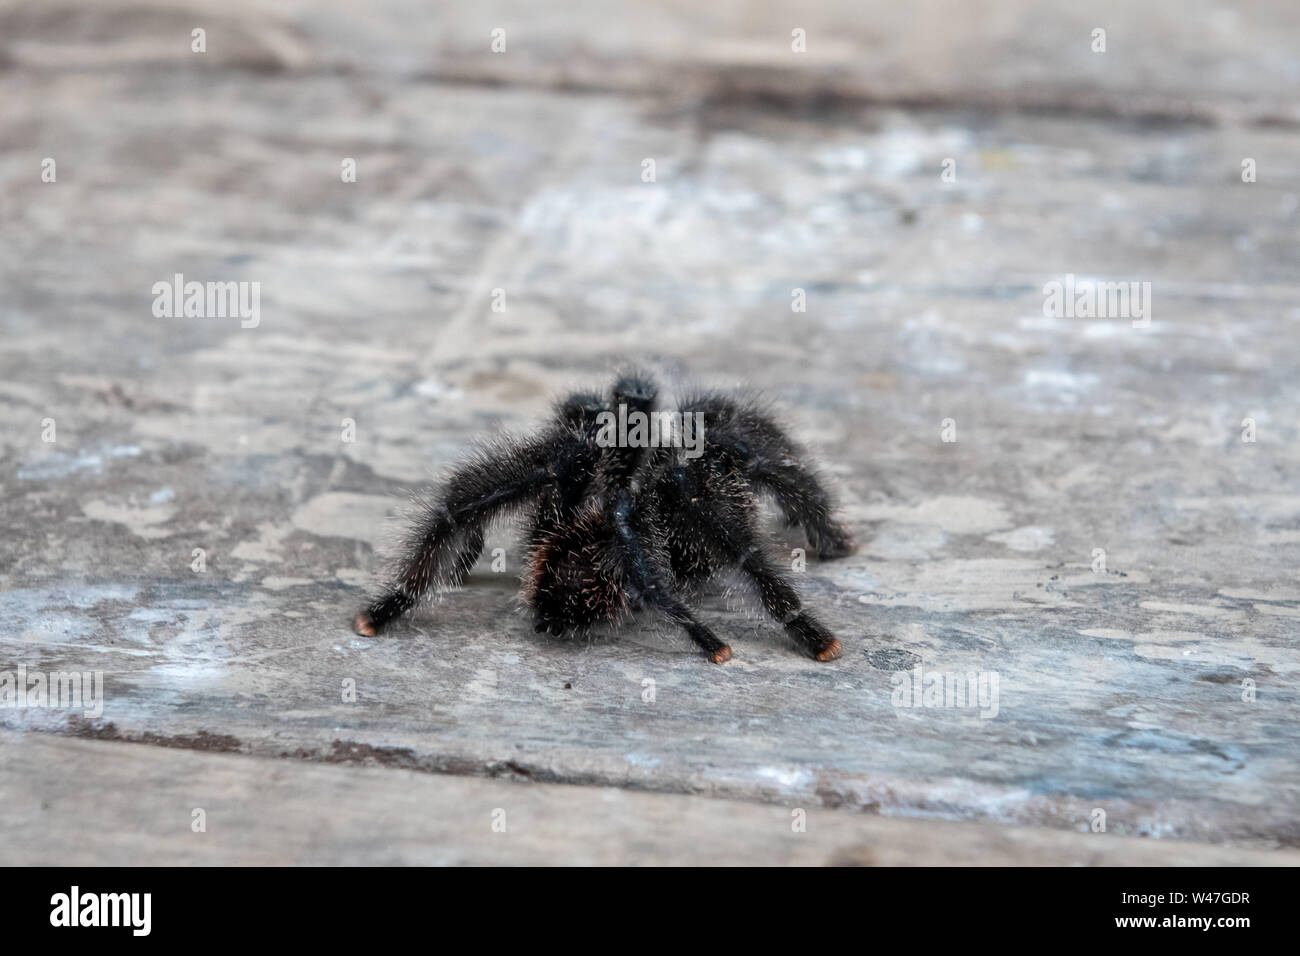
[352,372,855,663]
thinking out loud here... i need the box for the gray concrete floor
[2,0,1298,863]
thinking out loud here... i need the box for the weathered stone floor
[1,0,1298,862]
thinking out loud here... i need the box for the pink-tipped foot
[815,638,841,662]
[352,611,376,637]
[709,645,733,664]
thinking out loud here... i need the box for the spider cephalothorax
[352,372,855,662]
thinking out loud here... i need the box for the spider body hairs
[352,372,855,663]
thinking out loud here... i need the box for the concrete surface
[6,731,1297,865]
[1,0,1298,862]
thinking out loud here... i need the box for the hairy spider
[352,372,855,663]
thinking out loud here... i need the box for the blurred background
[2,1,1299,864]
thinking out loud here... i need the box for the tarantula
[352,372,855,663]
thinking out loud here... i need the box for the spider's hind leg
[353,436,552,635]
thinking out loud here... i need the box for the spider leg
[353,436,553,635]
[747,458,853,559]
[737,546,841,661]
[690,394,854,559]
[610,490,731,663]
[668,479,842,662]
[450,525,485,586]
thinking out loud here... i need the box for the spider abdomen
[524,510,629,635]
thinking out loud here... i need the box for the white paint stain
[290,493,393,546]
[756,766,814,789]
[859,496,1012,535]
[231,521,294,563]
[987,526,1055,552]
[81,499,176,539]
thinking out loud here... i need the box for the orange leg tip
[815,638,841,662]
[709,645,733,664]
[353,612,377,637]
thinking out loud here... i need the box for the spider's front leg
[353,436,553,636]
[737,547,841,661]
[610,490,732,663]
